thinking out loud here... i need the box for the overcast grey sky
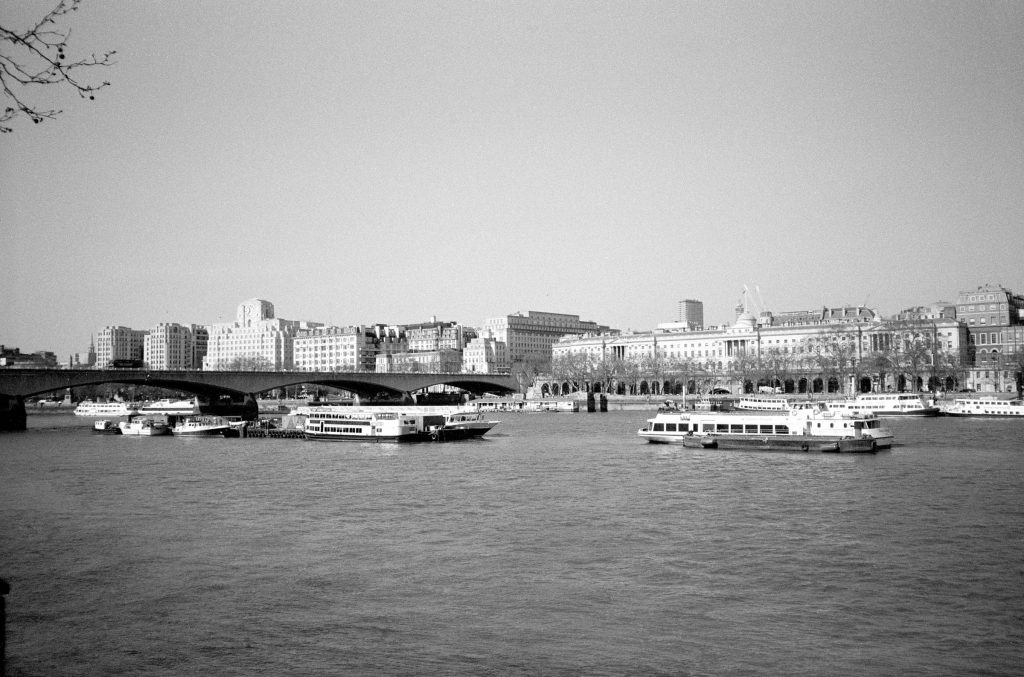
[2,1,1022,359]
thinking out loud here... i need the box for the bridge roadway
[0,369,519,430]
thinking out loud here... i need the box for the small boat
[825,393,940,417]
[118,417,170,436]
[169,415,232,436]
[943,397,1024,417]
[638,402,892,453]
[303,406,498,442]
[428,410,500,441]
[75,400,139,417]
[92,419,122,434]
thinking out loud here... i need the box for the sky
[2,1,1022,359]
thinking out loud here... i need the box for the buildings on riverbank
[6,284,1022,395]
[546,286,1024,395]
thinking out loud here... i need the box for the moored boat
[431,410,500,441]
[138,398,201,415]
[825,393,941,417]
[169,415,233,436]
[302,406,498,442]
[525,400,579,412]
[75,400,139,417]
[943,397,1024,417]
[118,417,170,436]
[93,419,122,434]
[638,402,892,452]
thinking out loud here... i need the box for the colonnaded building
[548,284,1024,397]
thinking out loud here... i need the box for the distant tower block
[678,299,704,329]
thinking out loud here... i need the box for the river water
[1,412,1022,676]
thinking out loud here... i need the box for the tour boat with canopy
[638,402,892,452]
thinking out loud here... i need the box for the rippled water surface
[2,412,1023,675]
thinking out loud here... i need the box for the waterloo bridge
[0,369,519,431]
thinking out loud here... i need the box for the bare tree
[1,0,114,132]
[550,353,592,394]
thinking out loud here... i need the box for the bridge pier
[0,395,27,432]
[242,394,259,421]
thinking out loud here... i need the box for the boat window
[759,424,773,434]
[665,423,677,432]
[775,425,789,434]
[653,423,664,432]
[745,424,758,433]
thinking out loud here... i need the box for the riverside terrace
[0,369,519,431]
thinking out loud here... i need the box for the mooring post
[242,393,259,421]
[1,577,9,674]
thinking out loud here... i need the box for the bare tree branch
[0,0,115,132]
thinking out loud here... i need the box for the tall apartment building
[202,299,321,370]
[293,325,381,372]
[678,299,704,329]
[482,311,611,364]
[95,326,147,367]
[956,284,1024,392]
[144,323,197,370]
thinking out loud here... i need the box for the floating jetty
[239,426,304,439]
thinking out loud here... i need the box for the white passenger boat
[74,400,139,416]
[525,400,579,412]
[169,415,232,436]
[825,393,941,417]
[138,398,201,415]
[735,396,793,411]
[118,417,170,436]
[302,406,498,442]
[943,398,1024,417]
[638,402,892,452]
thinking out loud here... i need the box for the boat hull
[641,432,878,453]
[118,421,170,436]
[304,431,431,442]
[429,422,497,441]
[171,426,231,436]
[944,412,1024,418]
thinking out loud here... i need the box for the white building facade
[551,305,970,396]
[462,334,509,374]
[483,311,611,364]
[957,284,1024,392]
[144,323,196,370]
[95,326,147,367]
[293,326,381,372]
[202,299,320,371]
